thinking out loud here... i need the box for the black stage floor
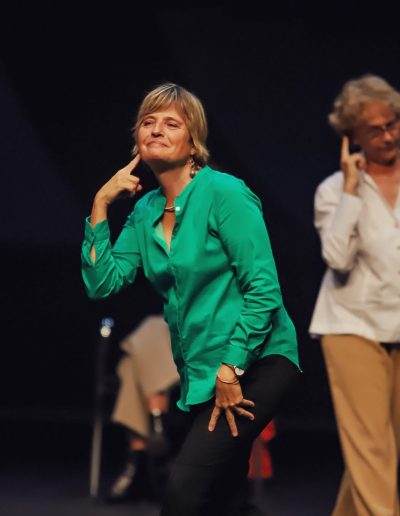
[1,419,343,516]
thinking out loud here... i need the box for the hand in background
[341,136,365,195]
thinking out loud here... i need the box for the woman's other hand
[208,364,255,437]
[341,136,365,195]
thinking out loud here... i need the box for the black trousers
[160,354,299,516]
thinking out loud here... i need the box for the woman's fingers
[225,408,239,437]
[233,406,255,421]
[129,183,143,197]
[95,156,143,206]
[119,175,140,189]
[241,398,255,408]
[341,135,350,161]
[208,406,221,432]
[208,401,255,436]
[115,172,141,196]
[234,397,256,421]
[340,137,363,192]
[122,153,141,174]
[353,154,366,171]
[211,381,255,436]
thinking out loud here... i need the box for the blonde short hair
[328,74,400,135]
[132,83,209,168]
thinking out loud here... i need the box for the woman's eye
[167,122,178,128]
[142,120,153,126]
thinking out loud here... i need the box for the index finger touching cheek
[122,154,141,175]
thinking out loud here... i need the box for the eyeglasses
[362,116,400,139]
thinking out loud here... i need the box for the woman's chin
[141,149,169,162]
[379,150,398,166]
[141,156,170,170]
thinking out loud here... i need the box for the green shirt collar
[150,165,210,225]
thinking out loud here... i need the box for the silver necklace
[163,169,198,213]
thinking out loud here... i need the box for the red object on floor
[248,420,276,479]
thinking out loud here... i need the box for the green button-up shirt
[81,166,299,411]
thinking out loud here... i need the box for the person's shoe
[103,450,149,504]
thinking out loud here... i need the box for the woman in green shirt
[82,83,300,515]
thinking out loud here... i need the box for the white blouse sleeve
[314,176,362,272]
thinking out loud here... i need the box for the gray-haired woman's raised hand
[341,136,366,195]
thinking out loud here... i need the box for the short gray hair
[328,74,400,134]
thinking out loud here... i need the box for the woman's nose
[151,122,163,135]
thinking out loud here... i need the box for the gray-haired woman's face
[352,101,400,165]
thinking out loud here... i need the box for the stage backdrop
[1,4,399,433]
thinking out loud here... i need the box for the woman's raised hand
[90,154,142,234]
[341,136,365,195]
[95,154,142,206]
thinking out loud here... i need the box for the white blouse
[309,170,400,343]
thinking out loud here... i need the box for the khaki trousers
[111,316,180,438]
[322,335,400,516]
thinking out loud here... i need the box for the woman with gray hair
[82,82,300,515]
[309,74,400,515]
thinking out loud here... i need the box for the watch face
[234,366,245,376]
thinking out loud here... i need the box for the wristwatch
[223,363,245,377]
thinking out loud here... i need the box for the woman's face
[137,104,194,168]
[352,101,400,165]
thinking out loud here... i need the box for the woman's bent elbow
[322,251,354,273]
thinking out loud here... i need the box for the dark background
[1,3,400,461]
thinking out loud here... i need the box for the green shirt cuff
[221,345,255,371]
[84,216,110,243]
